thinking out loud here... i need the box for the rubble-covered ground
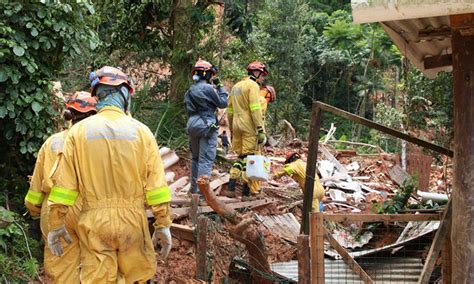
[155,139,451,282]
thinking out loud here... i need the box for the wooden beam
[303,103,322,234]
[297,235,311,284]
[324,228,374,284]
[324,213,441,223]
[315,101,453,157]
[310,213,324,284]
[419,201,452,284]
[442,224,452,284]
[424,54,453,70]
[419,27,452,40]
[196,216,208,281]
[168,198,276,220]
[170,224,195,242]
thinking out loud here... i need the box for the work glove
[257,129,267,145]
[213,77,223,88]
[47,225,72,256]
[152,227,172,259]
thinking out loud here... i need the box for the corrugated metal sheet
[271,257,424,283]
[258,213,300,244]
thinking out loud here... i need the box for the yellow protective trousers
[40,193,82,284]
[229,157,261,194]
[77,199,156,284]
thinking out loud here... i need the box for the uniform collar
[98,106,125,114]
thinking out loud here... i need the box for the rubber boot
[221,179,237,198]
[241,184,256,201]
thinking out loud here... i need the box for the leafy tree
[0,1,97,211]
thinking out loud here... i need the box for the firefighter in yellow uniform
[259,84,276,116]
[221,61,268,201]
[24,92,97,283]
[46,67,172,283]
[275,152,325,212]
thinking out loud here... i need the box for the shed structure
[351,1,474,282]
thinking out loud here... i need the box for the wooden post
[310,213,324,284]
[419,201,452,284]
[450,13,474,283]
[297,235,311,284]
[442,222,452,284]
[303,103,322,234]
[190,194,200,226]
[196,216,208,281]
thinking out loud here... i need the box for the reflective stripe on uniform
[48,186,78,206]
[284,165,294,175]
[146,186,172,205]
[249,103,261,111]
[227,107,233,114]
[25,190,45,205]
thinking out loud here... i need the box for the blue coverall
[184,80,228,193]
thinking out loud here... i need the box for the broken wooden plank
[170,224,195,242]
[324,213,441,223]
[170,176,189,192]
[324,227,374,284]
[419,200,452,284]
[196,216,208,282]
[190,194,200,225]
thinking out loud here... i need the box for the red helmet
[261,85,276,103]
[285,151,300,164]
[192,59,218,74]
[247,61,269,76]
[66,91,97,113]
[89,66,134,96]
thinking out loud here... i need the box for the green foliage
[0,1,96,211]
[372,177,417,214]
[132,82,188,150]
[0,207,41,282]
[369,102,405,152]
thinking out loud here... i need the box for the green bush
[0,207,41,282]
[0,1,96,211]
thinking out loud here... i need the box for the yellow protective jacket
[276,159,325,211]
[25,130,67,215]
[260,89,269,116]
[48,106,171,230]
[228,77,264,135]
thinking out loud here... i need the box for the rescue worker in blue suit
[185,59,228,196]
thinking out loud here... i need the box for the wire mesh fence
[311,213,445,283]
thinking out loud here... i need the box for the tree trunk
[169,0,194,103]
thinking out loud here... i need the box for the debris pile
[155,140,451,282]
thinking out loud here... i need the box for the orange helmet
[89,66,134,96]
[66,91,97,113]
[261,85,276,103]
[285,151,300,164]
[192,59,218,75]
[247,61,269,76]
